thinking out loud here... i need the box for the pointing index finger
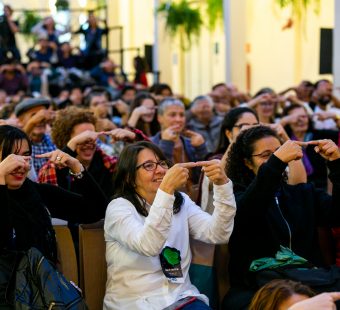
[178,162,198,168]
[196,159,221,167]
[35,152,53,158]
[329,292,340,301]
[298,140,328,146]
[194,160,218,167]
[294,141,310,147]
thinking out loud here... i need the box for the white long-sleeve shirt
[103,181,236,310]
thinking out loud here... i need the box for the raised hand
[268,123,290,142]
[161,125,181,142]
[307,139,340,161]
[197,159,229,185]
[25,109,55,129]
[113,100,129,116]
[134,105,153,116]
[93,104,109,119]
[0,154,31,185]
[314,111,338,121]
[183,129,205,147]
[274,140,304,163]
[247,93,273,109]
[288,292,340,310]
[159,162,198,195]
[128,106,154,127]
[67,130,101,151]
[36,150,83,173]
[280,113,300,127]
[104,128,136,143]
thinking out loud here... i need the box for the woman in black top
[222,126,340,310]
[0,125,107,307]
[280,103,339,190]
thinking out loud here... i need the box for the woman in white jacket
[104,141,236,310]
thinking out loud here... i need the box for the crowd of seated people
[1,6,340,310]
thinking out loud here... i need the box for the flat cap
[15,98,51,117]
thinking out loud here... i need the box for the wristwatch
[69,165,85,179]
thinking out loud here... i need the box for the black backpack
[12,247,88,310]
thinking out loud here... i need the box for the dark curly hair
[226,125,279,187]
[113,141,183,216]
[51,106,96,149]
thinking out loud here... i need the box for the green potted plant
[158,0,203,50]
[206,0,223,31]
[274,0,320,29]
[97,0,107,7]
[20,10,41,42]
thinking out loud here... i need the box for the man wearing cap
[15,98,56,174]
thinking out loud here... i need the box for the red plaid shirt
[38,147,118,185]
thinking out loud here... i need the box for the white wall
[246,0,334,94]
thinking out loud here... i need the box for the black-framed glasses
[251,150,275,160]
[136,160,169,171]
[233,123,260,129]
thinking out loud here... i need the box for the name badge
[160,246,184,283]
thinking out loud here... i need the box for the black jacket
[228,155,340,287]
[0,170,108,262]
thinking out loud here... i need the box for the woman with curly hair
[38,106,140,199]
[222,126,340,310]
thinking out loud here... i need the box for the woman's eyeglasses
[136,160,169,171]
[251,150,275,160]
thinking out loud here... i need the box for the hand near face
[159,162,197,195]
[161,125,181,142]
[104,128,136,143]
[134,105,153,117]
[67,130,100,151]
[93,104,109,119]
[274,140,304,163]
[247,93,273,109]
[268,123,290,142]
[113,100,129,116]
[0,154,31,185]
[280,112,304,128]
[307,139,340,161]
[197,159,229,185]
[288,292,340,310]
[36,150,83,173]
[96,118,116,133]
[27,109,54,127]
[314,111,337,121]
[183,130,205,147]
[49,42,58,50]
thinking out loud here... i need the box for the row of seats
[54,220,107,310]
[53,222,336,310]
